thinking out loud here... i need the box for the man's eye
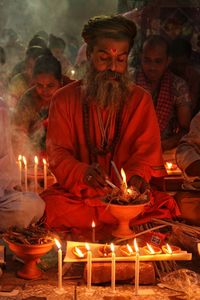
[99,56,109,61]
[117,57,125,62]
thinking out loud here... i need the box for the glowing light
[22,156,27,165]
[54,238,61,249]
[18,154,22,161]
[134,238,139,253]
[110,243,115,252]
[34,156,38,164]
[74,247,84,258]
[85,243,90,251]
[147,243,155,254]
[166,162,173,170]
[166,243,173,254]
[121,168,127,189]
[127,244,133,254]
[92,221,95,228]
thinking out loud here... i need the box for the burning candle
[18,155,22,186]
[43,158,47,190]
[85,243,92,290]
[34,156,38,193]
[110,243,116,292]
[54,238,63,290]
[144,243,162,255]
[22,156,28,191]
[127,244,134,255]
[92,221,95,243]
[134,238,140,296]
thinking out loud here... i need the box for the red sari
[41,81,180,230]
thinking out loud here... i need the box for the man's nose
[108,58,116,71]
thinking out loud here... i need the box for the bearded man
[41,15,180,231]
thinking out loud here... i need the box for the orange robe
[41,81,180,230]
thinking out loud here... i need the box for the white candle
[18,155,22,186]
[134,238,140,296]
[34,156,38,192]
[22,156,28,191]
[110,243,116,292]
[85,243,92,289]
[92,221,95,243]
[43,158,47,190]
[55,238,63,290]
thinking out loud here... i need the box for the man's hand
[84,163,106,188]
[128,175,150,193]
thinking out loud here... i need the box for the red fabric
[41,80,179,230]
[136,69,173,133]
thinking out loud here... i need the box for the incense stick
[105,179,120,190]
[111,161,123,184]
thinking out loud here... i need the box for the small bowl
[98,244,112,257]
[119,245,136,256]
[162,245,181,254]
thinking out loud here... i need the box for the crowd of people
[0,12,199,233]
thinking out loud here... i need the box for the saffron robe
[41,81,180,230]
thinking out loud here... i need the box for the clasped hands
[84,163,150,193]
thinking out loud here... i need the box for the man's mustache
[97,70,122,81]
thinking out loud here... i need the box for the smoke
[0,0,118,44]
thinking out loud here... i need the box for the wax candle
[134,238,140,296]
[42,158,47,190]
[85,243,92,289]
[54,238,63,290]
[92,221,95,243]
[110,243,116,292]
[22,156,28,191]
[34,156,38,193]
[18,155,22,186]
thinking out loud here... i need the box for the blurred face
[89,37,129,75]
[141,44,171,83]
[51,47,64,60]
[34,73,61,102]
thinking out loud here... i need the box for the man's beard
[83,64,131,109]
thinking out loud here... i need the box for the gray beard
[83,64,131,110]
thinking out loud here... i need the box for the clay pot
[4,238,54,279]
[109,203,147,238]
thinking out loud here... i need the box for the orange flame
[147,243,155,254]
[22,156,27,165]
[127,244,133,254]
[92,221,95,228]
[121,168,127,189]
[34,156,38,164]
[18,154,22,161]
[75,246,84,257]
[166,243,173,254]
[134,238,139,253]
[166,162,173,170]
[110,243,115,252]
[43,158,47,165]
[85,243,90,251]
[54,238,61,249]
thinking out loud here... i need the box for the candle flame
[34,156,38,164]
[22,156,27,165]
[134,238,139,253]
[43,158,47,165]
[71,69,75,75]
[75,246,84,257]
[147,243,155,254]
[127,244,133,254]
[110,243,115,252]
[166,162,173,170]
[121,168,127,188]
[166,243,173,254]
[18,154,22,161]
[85,243,90,251]
[54,238,61,249]
[92,221,95,228]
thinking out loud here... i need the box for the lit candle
[166,243,173,254]
[134,238,140,296]
[18,155,22,186]
[127,244,134,255]
[110,243,116,292]
[92,221,95,243]
[54,238,63,290]
[34,156,38,192]
[22,156,28,191]
[43,158,47,190]
[85,243,92,290]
